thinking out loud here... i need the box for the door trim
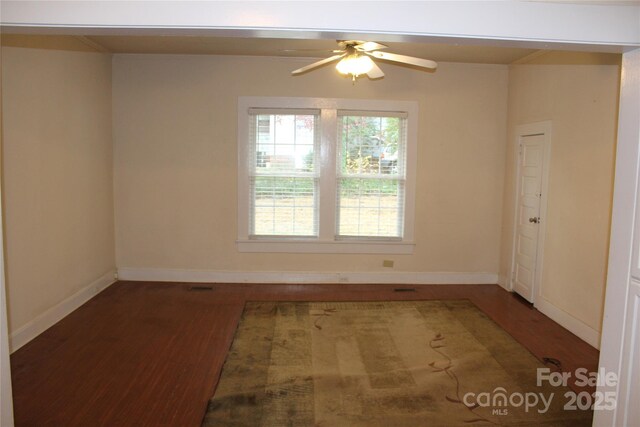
[594,48,640,426]
[509,121,552,305]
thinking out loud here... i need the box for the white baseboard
[10,269,117,353]
[535,297,601,349]
[497,275,510,291]
[117,267,498,285]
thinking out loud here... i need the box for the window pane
[339,115,402,176]
[337,178,403,238]
[251,176,317,236]
[337,113,406,238]
[255,114,316,174]
[250,111,319,238]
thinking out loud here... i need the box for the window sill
[236,239,415,254]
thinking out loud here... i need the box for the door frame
[509,121,552,304]
[594,48,640,427]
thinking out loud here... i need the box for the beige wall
[2,47,115,333]
[499,64,619,332]
[0,36,16,425]
[0,47,619,345]
[113,55,508,274]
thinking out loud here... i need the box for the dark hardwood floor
[9,282,600,426]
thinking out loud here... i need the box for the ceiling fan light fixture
[335,54,374,77]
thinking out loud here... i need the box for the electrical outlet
[383,260,394,268]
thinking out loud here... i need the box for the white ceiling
[0,33,622,65]
[84,35,540,65]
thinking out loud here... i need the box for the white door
[513,134,545,302]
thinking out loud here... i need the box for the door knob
[529,217,540,224]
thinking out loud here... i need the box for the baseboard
[535,297,601,349]
[497,275,510,291]
[117,267,498,285]
[10,269,117,353]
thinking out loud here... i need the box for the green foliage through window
[340,116,401,175]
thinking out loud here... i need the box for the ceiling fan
[291,40,438,81]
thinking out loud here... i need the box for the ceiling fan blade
[355,41,388,52]
[279,48,339,53]
[366,61,385,79]
[291,54,345,75]
[368,51,437,70]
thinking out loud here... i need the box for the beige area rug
[202,300,592,426]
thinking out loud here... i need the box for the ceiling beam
[1,1,639,53]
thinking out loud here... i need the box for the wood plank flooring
[9,282,600,426]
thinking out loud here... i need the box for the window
[237,97,417,254]
[337,112,407,239]
[249,109,319,237]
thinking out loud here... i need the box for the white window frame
[237,96,418,254]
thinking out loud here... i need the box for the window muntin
[248,110,319,237]
[337,113,407,239]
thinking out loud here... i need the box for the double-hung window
[237,97,417,254]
